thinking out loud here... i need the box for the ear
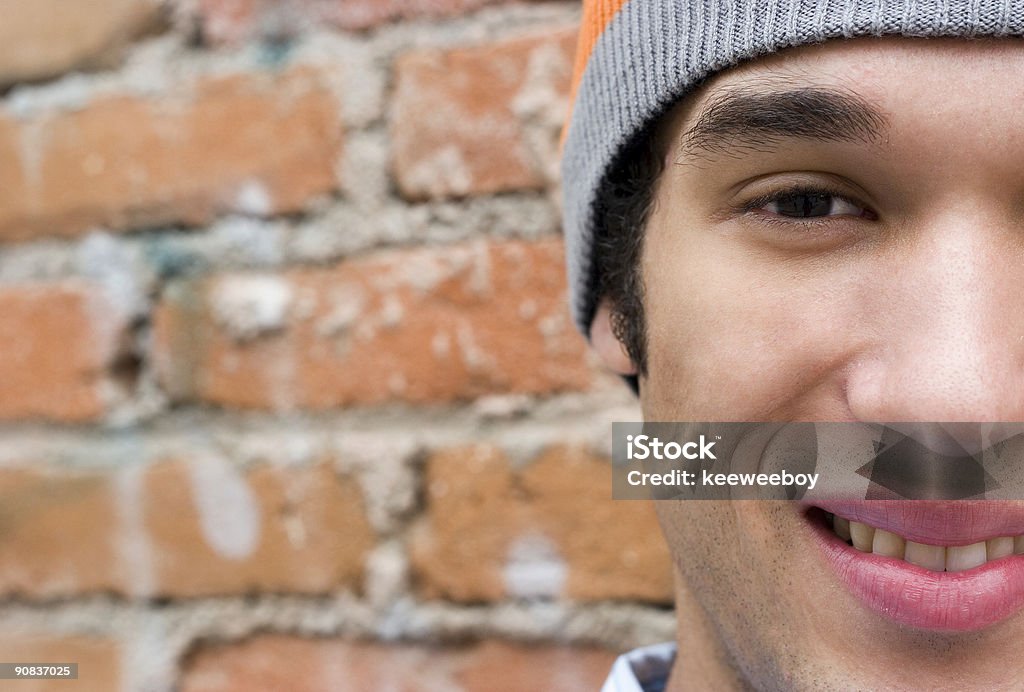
[590,298,638,376]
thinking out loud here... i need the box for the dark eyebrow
[679,86,889,158]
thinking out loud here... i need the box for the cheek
[654,501,831,681]
[640,240,868,420]
[655,502,758,671]
[656,502,794,578]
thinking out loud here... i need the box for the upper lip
[810,500,1024,546]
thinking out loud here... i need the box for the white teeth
[834,516,851,542]
[872,529,905,559]
[947,542,987,572]
[905,541,947,571]
[830,515,1023,572]
[850,521,875,552]
[987,536,1014,560]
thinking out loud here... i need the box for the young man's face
[601,37,1024,689]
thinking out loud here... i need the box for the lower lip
[810,514,1024,631]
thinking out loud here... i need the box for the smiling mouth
[809,501,1024,630]
[825,511,1024,572]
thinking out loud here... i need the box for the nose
[846,212,1024,423]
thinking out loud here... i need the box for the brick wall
[0,1,673,690]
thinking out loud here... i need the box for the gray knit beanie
[562,0,1024,337]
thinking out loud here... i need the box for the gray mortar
[0,386,637,470]
[338,128,392,208]
[0,194,561,281]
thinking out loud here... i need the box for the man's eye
[762,193,866,219]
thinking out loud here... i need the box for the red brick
[0,462,374,599]
[0,468,121,597]
[318,0,520,31]
[0,0,163,87]
[391,29,576,200]
[0,68,341,242]
[181,635,615,692]
[142,461,374,597]
[151,238,591,411]
[411,445,673,603]
[0,281,128,422]
[198,0,535,43]
[0,635,120,692]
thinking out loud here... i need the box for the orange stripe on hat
[561,0,630,149]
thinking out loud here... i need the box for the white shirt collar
[601,642,676,692]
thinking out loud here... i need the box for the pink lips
[810,501,1024,631]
